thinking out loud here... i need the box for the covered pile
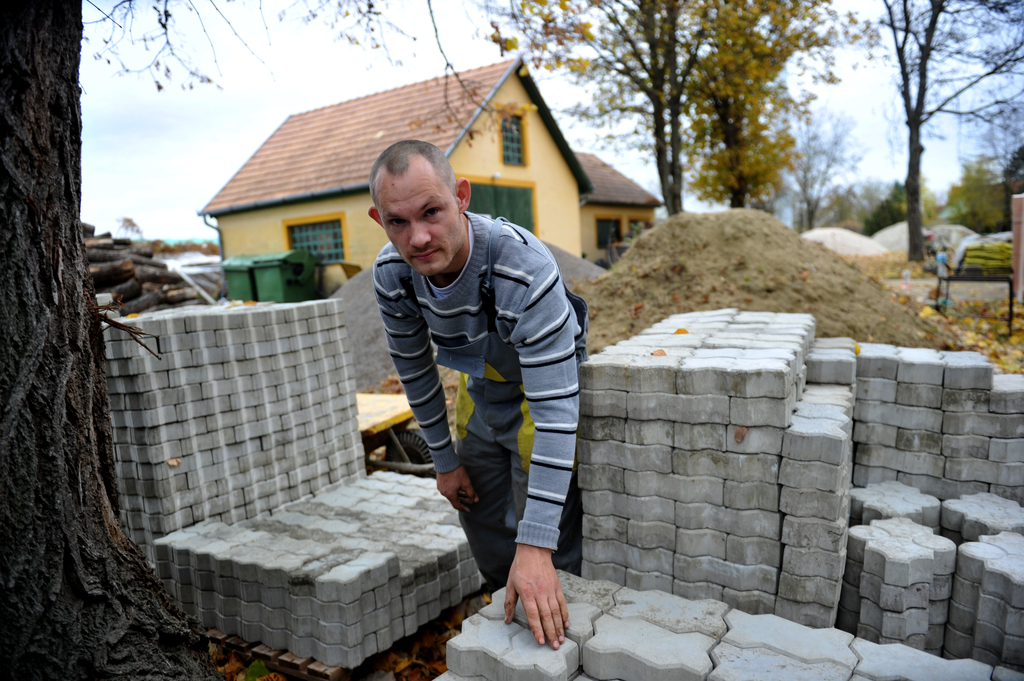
[573,209,956,352]
[802,227,889,257]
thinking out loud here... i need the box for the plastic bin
[250,250,318,303]
[221,255,259,301]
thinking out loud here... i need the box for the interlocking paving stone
[942,493,1024,543]
[850,638,992,680]
[722,609,857,669]
[850,481,941,529]
[583,614,715,681]
[608,587,729,638]
[709,643,851,681]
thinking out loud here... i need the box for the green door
[468,185,534,232]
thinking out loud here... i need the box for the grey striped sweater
[372,213,582,549]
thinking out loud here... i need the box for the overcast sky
[79,0,982,241]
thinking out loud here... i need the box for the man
[368,140,587,651]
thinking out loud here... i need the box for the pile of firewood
[83,223,218,316]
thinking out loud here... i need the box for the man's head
[368,141,472,282]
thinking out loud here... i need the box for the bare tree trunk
[906,120,925,261]
[0,2,218,678]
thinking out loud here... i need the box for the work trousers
[454,426,583,591]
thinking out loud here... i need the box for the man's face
[369,156,472,280]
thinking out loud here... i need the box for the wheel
[385,429,433,466]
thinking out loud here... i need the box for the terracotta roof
[202,61,518,216]
[577,153,662,207]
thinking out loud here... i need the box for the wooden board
[356,393,414,436]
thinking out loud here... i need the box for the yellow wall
[215,69,585,281]
[579,204,658,262]
[448,75,582,256]
[216,192,387,296]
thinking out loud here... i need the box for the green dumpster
[250,250,318,303]
[221,255,260,301]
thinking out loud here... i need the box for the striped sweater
[372,213,583,549]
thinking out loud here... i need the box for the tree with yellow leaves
[489,0,857,211]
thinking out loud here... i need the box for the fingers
[557,585,570,629]
[521,596,546,646]
[504,583,518,625]
[538,598,559,650]
[461,475,479,504]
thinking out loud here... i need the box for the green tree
[863,182,907,236]
[493,0,857,212]
[948,158,1006,233]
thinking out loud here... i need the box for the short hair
[368,140,457,206]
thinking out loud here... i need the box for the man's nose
[408,222,432,249]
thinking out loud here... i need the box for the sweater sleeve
[372,261,459,473]
[503,261,581,550]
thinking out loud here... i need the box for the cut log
[135,264,183,285]
[126,247,154,258]
[118,291,164,317]
[84,238,115,249]
[163,288,198,305]
[89,260,135,286]
[86,248,167,270]
[98,277,141,303]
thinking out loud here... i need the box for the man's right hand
[437,465,478,512]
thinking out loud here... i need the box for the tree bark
[0,2,218,678]
[906,120,925,261]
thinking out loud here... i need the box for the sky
[79,0,983,241]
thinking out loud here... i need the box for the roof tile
[577,152,662,207]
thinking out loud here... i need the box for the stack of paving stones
[941,493,1024,545]
[849,481,942,531]
[839,482,943,636]
[853,346,1024,503]
[578,309,817,616]
[105,300,363,562]
[437,571,1007,681]
[775,379,856,629]
[842,517,956,655]
[946,532,1024,668]
[154,472,483,669]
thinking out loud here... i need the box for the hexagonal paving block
[447,614,580,681]
[850,481,941,530]
[857,517,957,586]
[942,493,1024,543]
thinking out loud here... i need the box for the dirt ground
[573,210,958,352]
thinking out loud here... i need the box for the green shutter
[468,185,534,233]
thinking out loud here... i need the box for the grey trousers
[454,428,583,591]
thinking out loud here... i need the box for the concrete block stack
[774,384,855,629]
[438,572,1001,681]
[853,347,1024,503]
[850,481,942,531]
[941,493,1024,545]
[945,532,1024,668]
[154,472,483,669]
[844,517,956,655]
[105,300,363,560]
[578,310,817,617]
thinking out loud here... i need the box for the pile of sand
[334,241,605,390]
[802,227,889,256]
[872,222,976,252]
[573,209,956,352]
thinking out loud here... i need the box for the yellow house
[575,152,663,263]
[200,59,593,295]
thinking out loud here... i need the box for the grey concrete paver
[608,587,729,638]
[709,642,852,681]
[583,614,715,681]
[850,637,992,680]
[722,609,857,669]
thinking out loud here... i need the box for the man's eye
[425,208,439,216]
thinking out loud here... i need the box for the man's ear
[455,177,472,213]
[369,205,384,227]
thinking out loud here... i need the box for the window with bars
[288,219,344,263]
[502,116,525,165]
